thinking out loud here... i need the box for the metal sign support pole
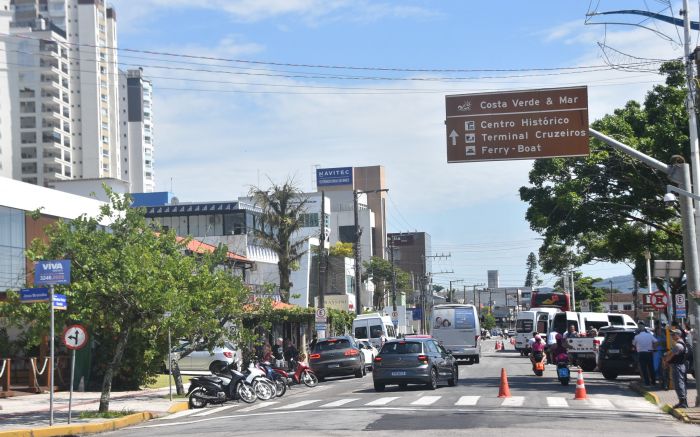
[168,327,172,402]
[49,284,54,426]
[68,349,75,424]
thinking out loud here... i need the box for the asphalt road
[106,340,699,437]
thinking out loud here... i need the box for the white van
[353,313,396,348]
[515,308,560,355]
[430,304,481,365]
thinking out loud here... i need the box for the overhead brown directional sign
[445,86,589,163]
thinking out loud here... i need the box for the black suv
[598,327,639,380]
[309,336,365,381]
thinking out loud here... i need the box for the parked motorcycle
[273,358,318,388]
[245,362,277,400]
[187,364,257,408]
[257,361,287,397]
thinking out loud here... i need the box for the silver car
[166,341,240,373]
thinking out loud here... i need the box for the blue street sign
[20,287,50,303]
[316,167,352,187]
[676,307,687,318]
[315,323,327,331]
[52,294,67,310]
[35,260,71,285]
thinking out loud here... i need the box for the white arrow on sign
[62,324,88,350]
[449,129,459,146]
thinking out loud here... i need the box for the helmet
[555,333,563,341]
[534,335,542,341]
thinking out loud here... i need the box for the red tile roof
[175,236,250,263]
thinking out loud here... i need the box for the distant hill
[592,274,658,293]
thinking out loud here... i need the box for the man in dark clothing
[664,330,688,408]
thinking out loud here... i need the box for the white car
[165,341,240,373]
[357,339,378,370]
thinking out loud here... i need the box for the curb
[0,412,154,437]
[629,382,697,424]
[167,401,189,414]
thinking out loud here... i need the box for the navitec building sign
[445,86,589,163]
[316,167,353,187]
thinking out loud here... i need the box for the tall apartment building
[6,0,153,191]
[120,68,154,192]
[0,0,16,179]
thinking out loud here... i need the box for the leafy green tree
[249,178,309,303]
[2,189,251,411]
[524,252,541,287]
[329,242,354,258]
[519,61,685,293]
[363,257,411,308]
[482,313,496,330]
[552,273,605,312]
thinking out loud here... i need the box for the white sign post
[62,324,87,424]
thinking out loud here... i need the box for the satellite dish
[171,196,180,204]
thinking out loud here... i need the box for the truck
[550,311,637,371]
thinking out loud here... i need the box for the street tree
[329,242,354,258]
[249,178,309,303]
[519,61,686,293]
[363,257,411,308]
[524,252,541,287]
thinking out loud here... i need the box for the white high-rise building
[6,0,153,191]
[0,0,15,179]
[120,68,154,192]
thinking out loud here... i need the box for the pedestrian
[672,321,694,380]
[564,324,579,339]
[262,341,272,362]
[273,337,285,367]
[309,334,318,352]
[633,323,657,386]
[653,325,667,388]
[663,329,688,408]
[284,339,299,370]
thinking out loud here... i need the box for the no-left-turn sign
[62,324,88,350]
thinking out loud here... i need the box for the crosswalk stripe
[546,397,569,408]
[321,398,359,408]
[276,399,321,410]
[455,396,480,406]
[588,398,614,409]
[238,401,278,412]
[501,396,524,407]
[192,404,239,417]
[411,396,441,406]
[159,409,199,420]
[365,396,400,406]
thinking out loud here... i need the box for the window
[610,304,618,311]
[380,342,422,354]
[354,326,368,339]
[623,304,633,311]
[20,132,36,144]
[300,213,319,228]
[338,225,355,243]
[369,325,383,339]
[20,102,36,113]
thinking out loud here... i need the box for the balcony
[20,147,37,159]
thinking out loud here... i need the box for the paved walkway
[0,387,186,433]
[631,375,700,423]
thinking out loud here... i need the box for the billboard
[445,86,589,163]
[316,167,353,187]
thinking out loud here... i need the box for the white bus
[430,304,481,365]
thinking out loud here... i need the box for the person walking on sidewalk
[663,329,688,408]
[633,324,657,386]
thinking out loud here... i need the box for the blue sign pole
[49,284,54,426]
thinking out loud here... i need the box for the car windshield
[381,341,423,354]
[315,339,351,351]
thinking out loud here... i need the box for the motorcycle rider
[530,335,546,369]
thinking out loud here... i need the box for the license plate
[328,363,340,368]
[608,349,620,353]
[558,368,570,378]
[391,371,406,376]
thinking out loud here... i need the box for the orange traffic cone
[501,340,506,351]
[498,368,511,398]
[495,341,501,351]
[574,369,588,400]
[510,338,515,346]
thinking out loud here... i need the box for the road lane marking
[587,398,614,409]
[410,396,441,406]
[158,409,199,420]
[455,396,480,406]
[238,401,278,412]
[365,397,400,406]
[320,398,359,407]
[275,399,321,409]
[191,404,240,416]
[501,396,524,407]
[546,397,569,408]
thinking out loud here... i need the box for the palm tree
[249,178,309,303]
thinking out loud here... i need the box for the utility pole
[570,271,576,311]
[633,279,639,321]
[609,280,614,310]
[389,237,397,312]
[353,190,362,315]
[318,191,325,309]
[449,279,463,303]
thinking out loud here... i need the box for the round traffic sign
[651,291,668,310]
[316,307,327,319]
[62,324,88,350]
[391,311,399,319]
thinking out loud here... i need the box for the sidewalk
[0,387,188,435]
[630,376,700,424]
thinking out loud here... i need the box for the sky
[107,0,696,291]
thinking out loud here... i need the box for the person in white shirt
[633,323,658,386]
